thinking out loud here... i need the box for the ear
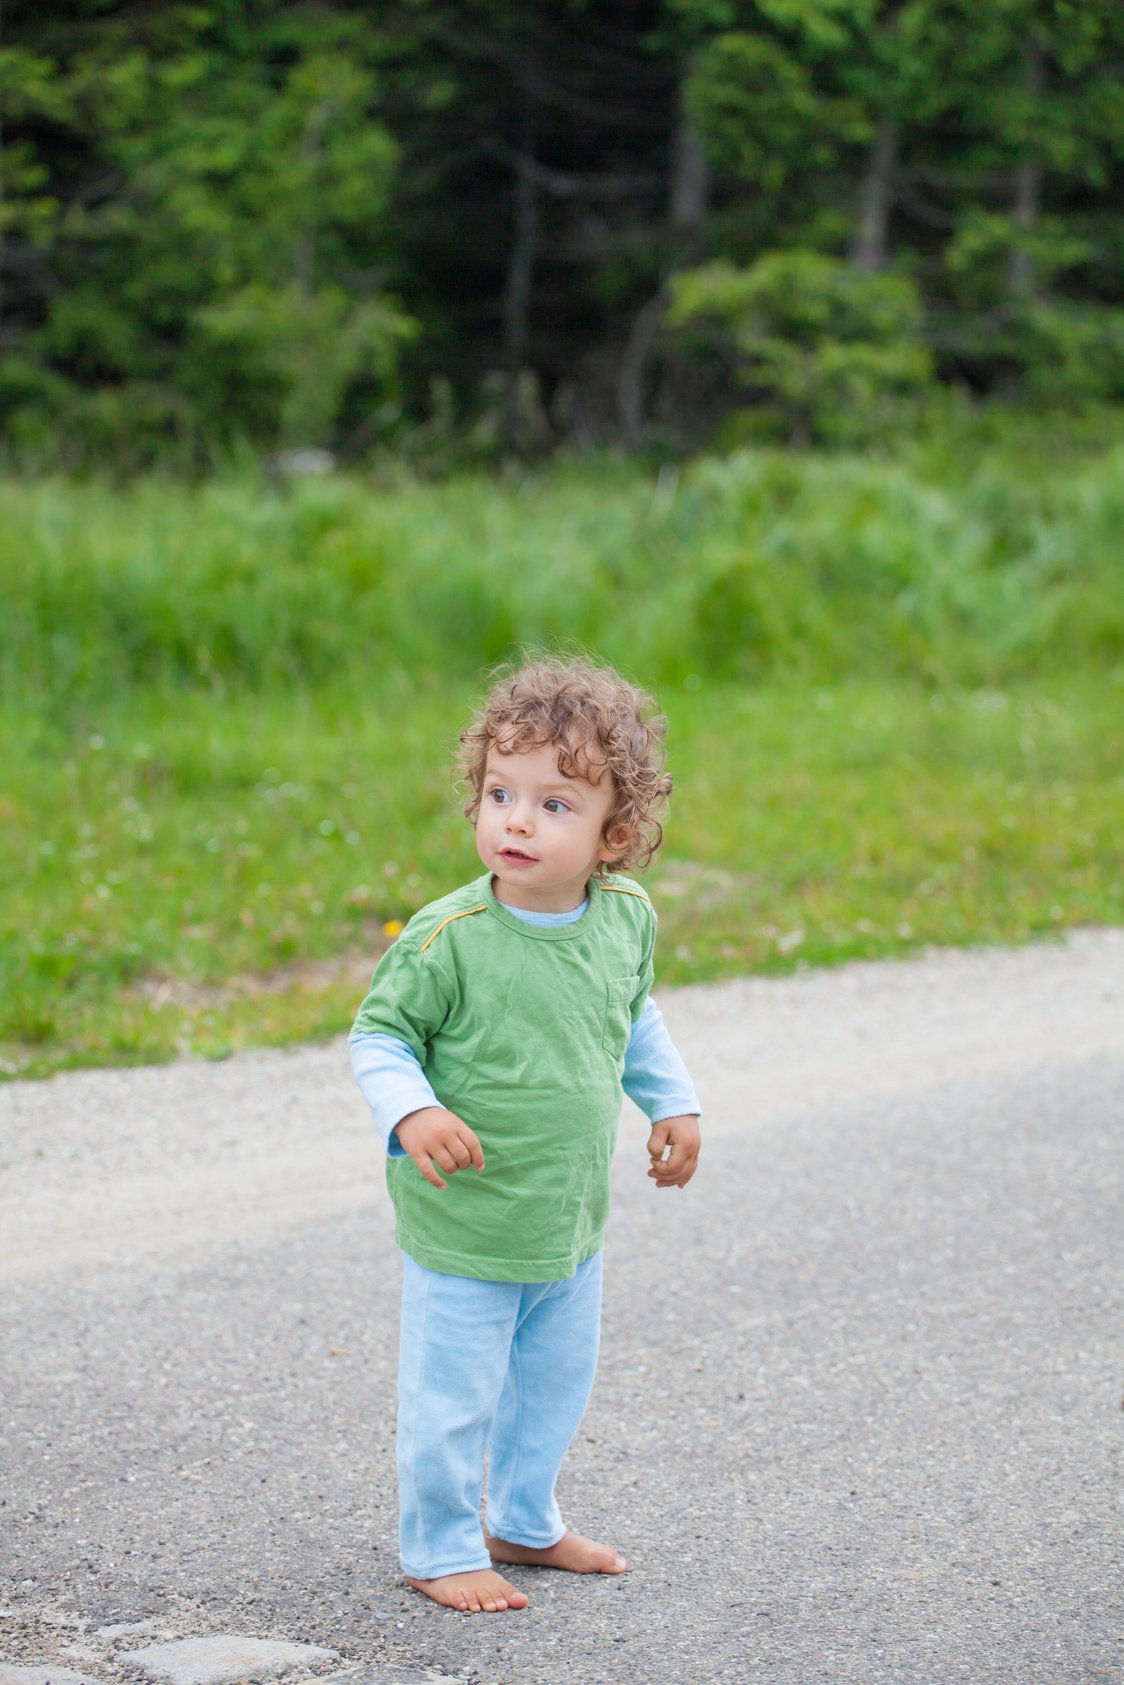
[597,822,635,864]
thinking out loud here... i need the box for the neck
[492,875,592,915]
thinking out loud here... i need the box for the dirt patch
[130,939,393,1013]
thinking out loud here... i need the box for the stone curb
[0,1651,473,1685]
[119,1639,338,1685]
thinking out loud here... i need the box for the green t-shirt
[351,871,656,1281]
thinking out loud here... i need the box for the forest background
[1,0,1122,1075]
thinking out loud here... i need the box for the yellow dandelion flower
[382,919,404,939]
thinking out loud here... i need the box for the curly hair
[457,655,673,873]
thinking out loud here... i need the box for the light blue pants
[396,1250,603,1579]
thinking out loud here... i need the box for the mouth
[500,848,536,864]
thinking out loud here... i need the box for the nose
[505,799,533,835]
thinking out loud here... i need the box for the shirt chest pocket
[602,975,638,1059]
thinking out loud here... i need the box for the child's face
[476,740,625,913]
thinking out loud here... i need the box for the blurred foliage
[1,4,412,468]
[3,421,1122,711]
[1,0,1123,465]
[667,252,936,444]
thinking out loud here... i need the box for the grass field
[2,674,1119,1078]
[2,428,1122,1078]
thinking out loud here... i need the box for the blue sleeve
[622,997,701,1122]
[348,1029,439,1157]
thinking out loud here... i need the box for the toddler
[349,655,701,1613]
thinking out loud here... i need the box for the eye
[487,786,511,805]
[543,797,570,815]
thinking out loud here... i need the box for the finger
[648,1153,697,1187]
[646,1124,672,1162]
[413,1151,447,1191]
[444,1135,474,1169]
[458,1127,486,1171]
[660,1138,690,1177]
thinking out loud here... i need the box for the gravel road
[2,930,1121,1685]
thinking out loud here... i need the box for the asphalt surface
[2,930,1121,1685]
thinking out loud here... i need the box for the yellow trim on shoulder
[599,883,652,904]
[418,903,488,953]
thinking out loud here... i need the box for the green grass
[4,428,1123,708]
[2,429,1121,1076]
[2,673,1120,1079]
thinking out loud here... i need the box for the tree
[2,0,1122,465]
[2,2,412,463]
[933,0,1124,390]
[667,249,935,444]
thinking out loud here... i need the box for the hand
[394,1105,485,1191]
[646,1114,701,1189]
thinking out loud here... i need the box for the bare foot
[403,1567,528,1613]
[485,1529,628,1575]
